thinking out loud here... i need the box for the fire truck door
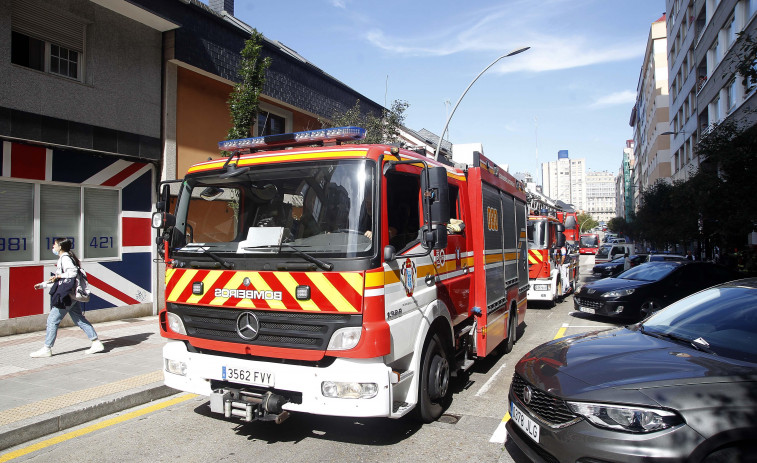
[433,184,470,323]
[479,183,507,356]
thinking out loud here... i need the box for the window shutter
[12,0,85,52]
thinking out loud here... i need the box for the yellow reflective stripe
[244,273,285,310]
[210,272,252,307]
[186,271,223,304]
[187,150,368,173]
[308,273,357,313]
[341,273,364,294]
[365,271,384,288]
[275,272,320,311]
[168,269,198,302]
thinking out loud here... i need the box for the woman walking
[30,238,105,357]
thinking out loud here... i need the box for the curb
[0,383,176,451]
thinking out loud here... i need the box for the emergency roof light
[218,126,367,152]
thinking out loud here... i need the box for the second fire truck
[152,127,529,424]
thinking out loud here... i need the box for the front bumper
[162,341,394,418]
[506,393,704,463]
[573,296,638,319]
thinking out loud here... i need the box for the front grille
[169,304,359,351]
[511,373,579,426]
[574,297,602,309]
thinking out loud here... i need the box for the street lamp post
[433,47,530,161]
[579,217,593,233]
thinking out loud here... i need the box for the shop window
[0,179,120,263]
[0,181,34,262]
[257,112,286,136]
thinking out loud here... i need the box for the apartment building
[666,0,757,181]
[585,171,617,224]
[541,150,586,211]
[630,14,671,213]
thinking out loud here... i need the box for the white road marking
[475,362,507,397]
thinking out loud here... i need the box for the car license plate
[221,366,274,387]
[511,402,540,443]
[579,306,595,314]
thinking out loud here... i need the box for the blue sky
[233,0,665,180]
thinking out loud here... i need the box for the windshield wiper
[242,243,334,271]
[643,329,716,354]
[184,245,234,269]
[280,244,334,271]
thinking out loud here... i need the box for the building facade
[541,150,586,211]
[585,171,616,224]
[0,0,170,334]
[666,0,757,180]
[630,14,670,213]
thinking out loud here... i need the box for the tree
[576,212,598,232]
[225,30,271,144]
[730,31,757,93]
[323,99,409,144]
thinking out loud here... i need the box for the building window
[726,79,737,111]
[0,179,120,264]
[11,3,85,82]
[257,112,286,136]
[748,0,756,19]
[723,17,736,51]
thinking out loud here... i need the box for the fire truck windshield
[173,159,375,259]
[527,219,547,249]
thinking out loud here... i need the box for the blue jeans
[44,301,98,347]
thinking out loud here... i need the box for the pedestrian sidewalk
[0,315,176,451]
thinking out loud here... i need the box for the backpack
[72,268,91,303]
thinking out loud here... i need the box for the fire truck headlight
[321,381,378,399]
[167,312,187,335]
[327,327,362,350]
[165,358,187,376]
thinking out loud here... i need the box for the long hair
[56,237,80,268]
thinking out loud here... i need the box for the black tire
[416,334,451,423]
[639,299,663,320]
[703,443,757,463]
[503,307,518,354]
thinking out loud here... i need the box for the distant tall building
[542,150,586,211]
[586,171,616,224]
[618,140,635,222]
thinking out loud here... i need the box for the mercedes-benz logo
[243,277,251,287]
[523,385,533,405]
[236,312,260,340]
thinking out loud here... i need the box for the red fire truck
[152,127,529,424]
[525,193,578,305]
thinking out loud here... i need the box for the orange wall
[176,67,233,176]
[176,67,324,176]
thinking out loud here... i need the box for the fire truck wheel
[416,333,451,423]
[503,307,518,354]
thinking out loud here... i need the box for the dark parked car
[592,254,647,278]
[646,253,688,262]
[507,279,757,463]
[574,261,734,321]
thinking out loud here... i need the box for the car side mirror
[384,245,396,262]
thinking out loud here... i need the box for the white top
[39,252,78,289]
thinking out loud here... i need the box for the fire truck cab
[152,127,528,424]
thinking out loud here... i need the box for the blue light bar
[218,126,366,152]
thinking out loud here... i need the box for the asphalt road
[5,255,618,463]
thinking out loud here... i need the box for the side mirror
[556,223,565,232]
[383,245,396,262]
[421,167,450,226]
[556,232,566,248]
[422,224,448,250]
[156,183,170,212]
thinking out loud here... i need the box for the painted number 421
[90,236,114,248]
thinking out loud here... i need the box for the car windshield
[643,284,757,362]
[527,219,547,249]
[580,235,598,247]
[609,256,625,263]
[596,245,612,258]
[173,159,375,258]
[618,262,678,281]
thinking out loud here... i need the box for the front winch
[210,389,290,424]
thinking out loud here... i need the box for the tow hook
[210,389,290,423]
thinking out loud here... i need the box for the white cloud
[329,0,347,8]
[362,1,643,73]
[590,90,637,108]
